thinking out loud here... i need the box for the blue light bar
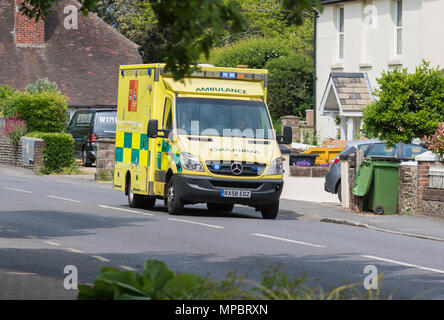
[221,72,237,79]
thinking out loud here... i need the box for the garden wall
[0,116,45,173]
[342,149,444,216]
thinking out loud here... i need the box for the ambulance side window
[163,98,172,130]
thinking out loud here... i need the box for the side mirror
[282,126,292,144]
[147,119,158,138]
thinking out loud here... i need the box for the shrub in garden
[1,91,68,133]
[209,37,294,69]
[266,54,313,120]
[295,160,312,167]
[3,114,27,146]
[25,78,60,95]
[0,85,15,113]
[24,132,74,174]
[423,122,444,163]
[362,61,444,146]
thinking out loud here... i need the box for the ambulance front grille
[205,161,266,177]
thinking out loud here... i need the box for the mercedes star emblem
[231,162,243,175]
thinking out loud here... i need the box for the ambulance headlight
[266,157,284,175]
[180,152,204,172]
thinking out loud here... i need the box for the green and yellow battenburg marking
[115,131,150,166]
[115,132,182,172]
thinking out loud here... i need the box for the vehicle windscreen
[403,144,427,159]
[94,112,117,136]
[176,98,274,139]
[366,143,397,157]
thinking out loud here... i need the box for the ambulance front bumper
[174,174,283,207]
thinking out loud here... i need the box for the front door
[154,95,173,195]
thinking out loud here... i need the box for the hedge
[1,91,68,133]
[25,132,74,174]
[208,37,313,122]
[265,54,313,120]
[209,37,294,69]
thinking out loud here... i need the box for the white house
[315,0,444,141]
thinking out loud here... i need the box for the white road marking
[3,187,32,194]
[251,233,326,248]
[91,255,110,262]
[44,241,60,246]
[362,255,444,274]
[168,218,225,229]
[47,195,82,203]
[65,248,84,253]
[98,205,154,216]
[6,271,37,276]
[120,266,136,271]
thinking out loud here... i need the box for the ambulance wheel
[261,202,279,220]
[166,177,183,215]
[127,177,144,208]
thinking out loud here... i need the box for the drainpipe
[313,10,319,136]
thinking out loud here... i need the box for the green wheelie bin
[353,159,400,215]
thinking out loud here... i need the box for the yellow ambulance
[113,64,292,219]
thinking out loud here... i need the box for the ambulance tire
[260,202,279,220]
[127,177,144,208]
[166,176,183,215]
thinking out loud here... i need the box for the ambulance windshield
[176,98,274,139]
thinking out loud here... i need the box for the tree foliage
[18,0,322,80]
[208,37,313,122]
[362,61,444,147]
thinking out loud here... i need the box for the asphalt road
[0,169,444,300]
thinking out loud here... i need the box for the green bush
[207,38,313,124]
[209,37,294,69]
[265,54,313,120]
[25,132,74,174]
[0,85,15,114]
[26,78,60,95]
[2,91,68,133]
[362,61,444,146]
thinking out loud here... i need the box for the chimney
[13,0,45,46]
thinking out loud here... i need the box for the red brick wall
[416,161,436,214]
[14,0,44,45]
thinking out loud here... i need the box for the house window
[394,0,402,57]
[337,7,345,62]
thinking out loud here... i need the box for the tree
[17,0,323,80]
[362,61,444,147]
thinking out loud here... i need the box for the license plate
[221,189,251,198]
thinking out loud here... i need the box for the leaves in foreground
[78,260,382,300]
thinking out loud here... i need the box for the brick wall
[0,134,22,166]
[0,117,45,172]
[290,166,329,177]
[14,0,45,46]
[418,160,444,217]
[0,117,22,166]
[96,138,115,180]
